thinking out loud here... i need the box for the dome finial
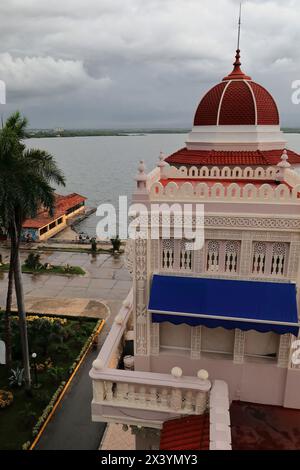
[237,2,242,52]
[233,3,242,68]
[222,3,251,81]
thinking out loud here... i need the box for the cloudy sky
[0,0,300,128]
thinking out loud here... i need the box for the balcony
[90,289,211,429]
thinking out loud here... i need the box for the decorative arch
[244,167,254,178]
[189,166,198,178]
[210,166,220,178]
[232,167,243,178]
[254,167,265,178]
[243,183,257,199]
[179,166,188,177]
[195,182,209,198]
[274,184,290,200]
[150,182,164,198]
[211,183,225,199]
[258,183,274,199]
[292,184,300,200]
[227,183,241,199]
[199,166,209,178]
[179,182,194,198]
[165,182,179,198]
[221,166,231,178]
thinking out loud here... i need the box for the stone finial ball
[197,369,209,380]
[93,359,104,370]
[171,366,183,378]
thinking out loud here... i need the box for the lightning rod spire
[237,2,242,51]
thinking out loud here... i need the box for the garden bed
[0,263,85,276]
[0,313,102,450]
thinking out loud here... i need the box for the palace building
[90,47,300,450]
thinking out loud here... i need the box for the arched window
[161,239,174,269]
[206,240,220,272]
[180,239,193,271]
[271,243,287,276]
[252,242,266,275]
[224,241,239,273]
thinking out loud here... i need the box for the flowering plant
[0,390,13,409]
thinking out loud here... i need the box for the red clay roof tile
[193,80,279,126]
[165,147,300,166]
[160,414,210,451]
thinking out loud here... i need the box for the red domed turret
[193,50,279,127]
[165,44,300,164]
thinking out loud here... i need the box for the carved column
[151,239,160,272]
[191,326,202,359]
[150,322,160,355]
[194,246,205,274]
[286,240,300,281]
[278,334,292,368]
[134,237,150,356]
[239,234,253,277]
[233,329,245,364]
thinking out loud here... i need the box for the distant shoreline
[26,128,300,138]
[26,129,190,138]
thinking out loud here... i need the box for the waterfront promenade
[0,247,131,317]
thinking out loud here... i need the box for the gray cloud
[0,0,299,128]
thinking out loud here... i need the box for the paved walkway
[100,424,135,450]
[35,347,104,450]
[0,249,131,315]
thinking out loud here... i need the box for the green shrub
[33,390,52,407]
[24,253,42,270]
[46,366,66,383]
[18,403,38,427]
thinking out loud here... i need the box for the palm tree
[0,112,65,390]
[0,214,13,368]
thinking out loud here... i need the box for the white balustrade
[90,289,211,419]
[209,380,232,450]
[165,165,278,181]
[283,168,300,188]
[92,371,210,416]
[150,180,300,203]
[146,167,161,189]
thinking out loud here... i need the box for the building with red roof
[22,193,86,241]
[90,44,300,451]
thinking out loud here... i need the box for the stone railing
[90,289,211,426]
[166,165,278,181]
[209,380,232,450]
[92,369,210,417]
[146,167,161,190]
[283,168,300,188]
[150,181,300,203]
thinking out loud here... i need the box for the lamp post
[32,352,38,388]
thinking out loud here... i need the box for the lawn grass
[0,314,98,450]
[37,245,124,255]
[0,263,85,276]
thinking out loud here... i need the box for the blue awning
[149,275,299,336]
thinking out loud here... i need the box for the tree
[0,214,13,368]
[0,111,65,390]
